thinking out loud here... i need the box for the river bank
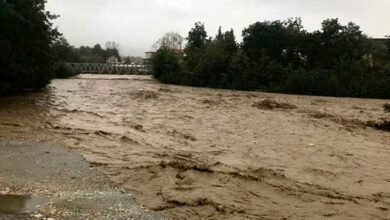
[0,141,163,220]
[0,74,389,219]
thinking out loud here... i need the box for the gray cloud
[47,0,390,56]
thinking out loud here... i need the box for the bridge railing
[63,63,152,75]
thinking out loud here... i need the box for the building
[143,48,185,65]
[106,56,119,64]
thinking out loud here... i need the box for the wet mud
[0,74,390,219]
[0,194,48,214]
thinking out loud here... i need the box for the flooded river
[0,74,389,219]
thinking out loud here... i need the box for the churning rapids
[0,74,389,219]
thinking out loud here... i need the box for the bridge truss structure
[63,63,151,75]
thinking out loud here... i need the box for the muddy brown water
[0,74,389,219]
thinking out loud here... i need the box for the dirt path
[0,74,389,219]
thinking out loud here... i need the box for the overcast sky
[47,0,390,57]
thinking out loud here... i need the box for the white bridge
[63,63,151,75]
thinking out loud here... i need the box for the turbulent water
[0,74,390,219]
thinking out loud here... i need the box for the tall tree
[223,29,238,55]
[186,22,208,53]
[105,41,121,62]
[307,19,367,70]
[185,22,208,70]
[152,32,184,51]
[0,0,59,94]
[216,26,223,41]
[52,36,78,63]
[242,18,304,65]
[386,36,390,59]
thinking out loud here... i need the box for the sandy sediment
[0,74,389,219]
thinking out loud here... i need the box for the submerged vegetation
[152,19,390,99]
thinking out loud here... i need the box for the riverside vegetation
[152,19,390,99]
[0,0,129,93]
[2,1,389,99]
[0,0,59,94]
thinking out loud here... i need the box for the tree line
[51,39,124,78]
[51,39,145,77]
[0,0,130,93]
[152,19,390,99]
[0,0,59,94]
[52,39,122,64]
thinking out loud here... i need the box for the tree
[105,41,121,62]
[194,27,239,87]
[186,22,208,52]
[0,0,59,94]
[216,26,223,41]
[220,28,238,55]
[124,56,131,64]
[152,32,184,51]
[242,18,304,66]
[52,36,78,63]
[105,41,119,50]
[151,47,182,83]
[92,44,105,60]
[151,19,390,99]
[51,36,80,78]
[386,36,390,59]
[194,40,228,86]
[185,22,208,71]
[306,19,368,70]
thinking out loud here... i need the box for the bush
[151,47,182,83]
[53,63,79,79]
[285,69,329,95]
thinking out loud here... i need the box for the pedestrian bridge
[63,63,151,75]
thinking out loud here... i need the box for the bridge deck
[64,63,151,75]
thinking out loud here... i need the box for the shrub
[151,47,182,83]
[284,69,327,95]
[53,63,79,79]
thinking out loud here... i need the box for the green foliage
[52,63,77,79]
[186,22,208,53]
[185,22,208,71]
[151,19,390,99]
[51,37,78,63]
[386,36,390,59]
[191,29,238,88]
[50,36,80,78]
[76,45,105,63]
[304,19,368,70]
[242,18,305,68]
[0,0,59,94]
[151,47,182,83]
[72,43,121,64]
